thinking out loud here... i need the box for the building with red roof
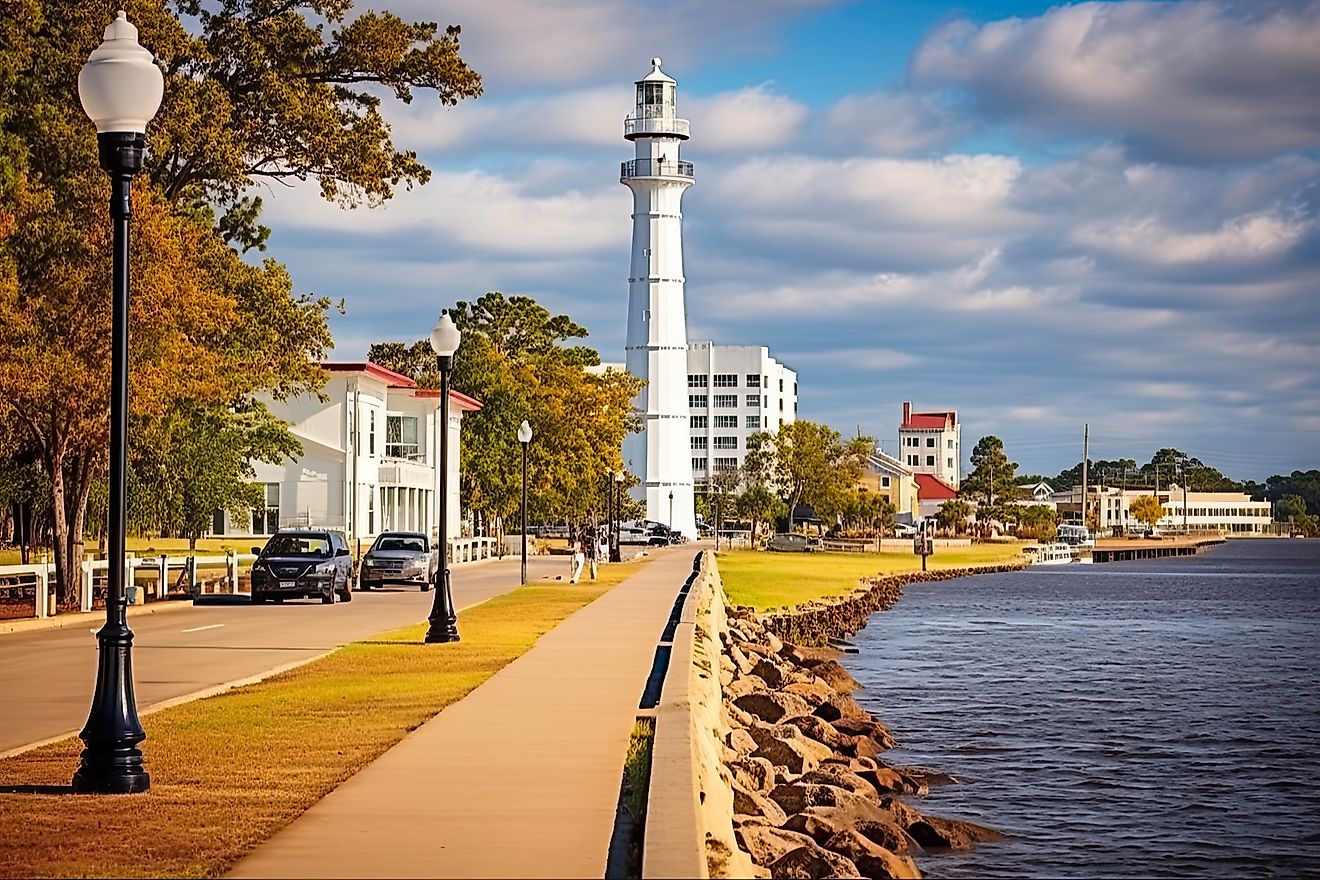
[899,401,961,490]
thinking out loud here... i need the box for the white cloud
[1073,210,1311,267]
[820,92,969,155]
[912,1,1320,162]
[685,85,810,151]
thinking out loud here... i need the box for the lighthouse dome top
[637,57,675,84]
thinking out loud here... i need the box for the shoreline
[717,560,1021,877]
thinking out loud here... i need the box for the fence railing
[620,158,694,179]
[450,536,497,564]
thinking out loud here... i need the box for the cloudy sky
[257,0,1320,481]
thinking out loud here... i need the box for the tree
[0,0,480,602]
[1260,471,1320,516]
[370,293,642,533]
[1129,495,1165,531]
[1140,449,1241,492]
[744,421,872,530]
[962,436,1024,506]
[936,499,971,535]
[736,484,786,546]
[1276,494,1307,523]
[1015,504,1058,540]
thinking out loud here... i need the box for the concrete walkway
[231,545,699,879]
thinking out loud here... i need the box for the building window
[764,395,769,408]
[369,411,376,456]
[779,399,784,410]
[714,457,738,473]
[926,455,935,467]
[907,455,918,466]
[926,437,935,448]
[386,415,422,460]
[794,381,798,394]
[714,436,737,450]
[745,394,760,407]
[714,394,737,408]
[692,457,707,473]
[689,395,707,409]
[252,483,280,534]
[947,438,954,449]
[881,476,891,488]
[691,436,708,450]
[746,415,760,429]
[947,458,954,469]
[691,415,707,429]
[367,489,375,534]
[687,374,707,388]
[713,373,738,388]
[714,415,738,428]
[746,374,761,388]
[779,378,784,392]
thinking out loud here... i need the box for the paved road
[0,555,574,754]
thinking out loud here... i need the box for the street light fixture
[72,10,163,796]
[669,489,674,532]
[425,311,462,644]
[517,420,532,585]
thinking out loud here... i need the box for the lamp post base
[72,621,150,794]
[423,568,460,643]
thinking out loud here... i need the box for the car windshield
[264,534,331,557]
[375,536,426,553]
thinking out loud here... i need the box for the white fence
[450,536,497,564]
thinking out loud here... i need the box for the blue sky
[256,0,1320,481]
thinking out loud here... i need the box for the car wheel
[420,581,432,591]
[252,592,266,604]
[272,596,284,603]
[321,586,334,605]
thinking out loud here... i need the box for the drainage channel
[604,552,702,880]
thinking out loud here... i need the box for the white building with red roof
[212,362,482,546]
[898,401,961,489]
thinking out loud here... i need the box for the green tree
[962,436,1024,506]
[1276,494,1307,523]
[744,421,872,530]
[1129,494,1165,530]
[1015,504,1059,540]
[936,499,972,535]
[1262,471,1320,516]
[735,484,786,546]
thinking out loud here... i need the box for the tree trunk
[65,454,94,606]
[47,452,73,605]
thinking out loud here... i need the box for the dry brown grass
[0,562,646,878]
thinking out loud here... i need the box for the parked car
[359,531,436,591]
[250,528,354,604]
[893,523,919,538]
[619,523,671,546]
[766,532,813,553]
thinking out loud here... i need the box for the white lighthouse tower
[621,58,697,538]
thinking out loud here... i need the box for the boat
[1023,543,1078,565]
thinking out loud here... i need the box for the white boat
[1023,543,1077,565]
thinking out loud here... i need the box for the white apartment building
[898,401,960,489]
[687,342,797,489]
[213,363,482,546]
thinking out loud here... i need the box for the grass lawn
[718,543,1028,611]
[0,559,646,879]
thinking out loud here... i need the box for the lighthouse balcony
[624,113,691,140]
[621,158,694,180]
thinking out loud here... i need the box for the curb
[0,598,199,637]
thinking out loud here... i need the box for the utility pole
[1081,423,1089,531]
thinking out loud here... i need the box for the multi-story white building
[1053,485,1272,534]
[687,342,796,490]
[213,363,482,546]
[898,401,960,489]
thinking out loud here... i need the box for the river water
[845,540,1320,879]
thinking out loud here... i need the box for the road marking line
[181,623,224,633]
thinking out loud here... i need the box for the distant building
[914,473,959,521]
[214,362,482,544]
[898,402,960,489]
[1053,485,1272,534]
[861,449,920,523]
[1020,480,1055,503]
[687,342,797,490]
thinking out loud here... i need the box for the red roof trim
[323,361,417,388]
[902,411,956,429]
[407,388,484,411]
[914,473,958,500]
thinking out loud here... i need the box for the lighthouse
[621,58,696,538]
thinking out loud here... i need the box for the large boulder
[726,728,758,758]
[783,800,923,845]
[838,734,883,761]
[798,766,879,799]
[810,659,861,694]
[768,782,877,817]
[782,715,849,750]
[748,722,836,762]
[768,843,861,879]
[751,736,820,776]
[854,820,923,856]
[822,829,922,879]
[832,716,898,749]
[729,643,756,676]
[733,780,789,826]
[729,757,776,794]
[856,766,925,796]
[764,630,784,654]
[726,675,771,702]
[906,816,1004,850]
[735,822,817,868]
[812,693,867,723]
[782,679,837,707]
[736,691,813,724]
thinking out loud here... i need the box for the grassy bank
[718,544,1027,610]
[0,561,645,879]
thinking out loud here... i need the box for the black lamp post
[669,490,674,532]
[610,471,624,562]
[72,11,163,796]
[517,420,532,585]
[425,311,462,643]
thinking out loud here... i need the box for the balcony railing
[620,158,694,180]
[624,114,690,139]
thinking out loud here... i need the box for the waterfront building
[212,362,482,545]
[860,449,920,523]
[898,402,961,488]
[687,342,797,491]
[1053,485,1272,534]
[915,473,959,521]
[620,57,697,536]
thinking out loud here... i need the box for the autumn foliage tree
[0,0,481,601]
[743,421,873,530]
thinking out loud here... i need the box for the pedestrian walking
[569,526,586,583]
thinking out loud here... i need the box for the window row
[692,436,739,450]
